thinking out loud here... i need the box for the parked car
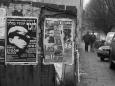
[109,34,115,68]
[97,45,110,61]
[94,40,105,49]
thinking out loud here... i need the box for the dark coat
[82,33,91,44]
[90,34,96,44]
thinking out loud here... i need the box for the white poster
[0,8,6,62]
[0,8,6,39]
[43,18,64,64]
[62,19,74,64]
[43,18,75,64]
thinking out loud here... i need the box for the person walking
[90,32,96,52]
[82,32,91,52]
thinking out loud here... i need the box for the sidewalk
[78,42,115,86]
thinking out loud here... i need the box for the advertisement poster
[43,18,75,64]
[43,18,64,64]
[62,20,74,64]
[0,8,6,62]
[0,8,6,32]
[5,17,38,65]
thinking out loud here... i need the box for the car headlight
[98,47,103,50]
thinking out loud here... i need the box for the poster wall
[43,18,75,64]
[5,17,38,65]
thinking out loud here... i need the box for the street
[79,43,115,86]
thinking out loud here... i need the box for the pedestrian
[82,32,91,52]
[90,32,96,52]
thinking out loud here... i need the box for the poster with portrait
[5,16,38,65]
[62,19,74,64]
[0,8,6,62]
[43,18,64,64]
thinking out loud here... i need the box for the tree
[84,0,115,34]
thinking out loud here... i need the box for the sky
[83,0,90,9]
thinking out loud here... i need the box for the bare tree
[84,0,115,34]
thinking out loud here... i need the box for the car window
[106,33,114,41]
[112,35,115,41]
[106,32,115,43]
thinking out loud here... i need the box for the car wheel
[110,54,115,69]
[100,57,104,61]
[110,60,115,69]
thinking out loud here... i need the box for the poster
[0,16,6,39]
[43,18,64,64]
[0,8,6,62]
[62,20,74,64]
[0,8,6,40]
[5,17,38,65]
[43,18,75,64]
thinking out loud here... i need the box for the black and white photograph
[1,0,115,86]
